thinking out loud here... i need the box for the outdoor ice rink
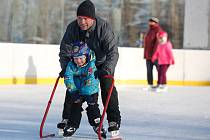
[0,84,210,140]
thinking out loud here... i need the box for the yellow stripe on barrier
[0,78,210,86]
[0,78,63,85]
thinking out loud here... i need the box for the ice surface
[0,85,210,140]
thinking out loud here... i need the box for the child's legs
[84,93,101,126]
[62,89,73,119]
[158,65,170,84]
[157,65,161,85]
[67,94,83,128]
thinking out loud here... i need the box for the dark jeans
[146,60,158,85]
[157,64,170,85]
[99,76,121,126]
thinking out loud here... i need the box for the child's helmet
[157,31,168,38]
[71,41,90,58]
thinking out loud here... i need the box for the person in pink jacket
[151,31,175,92]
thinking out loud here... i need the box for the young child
[60,41,106,138]
[151,31,175,92]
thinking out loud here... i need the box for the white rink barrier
[0,43,210,85]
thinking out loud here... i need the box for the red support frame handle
[98,75,114,140]
[39,76,60,138]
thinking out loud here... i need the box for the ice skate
[110,130,122,140]
[108,122,122,139]
[93,125,107,139]
[155,84,168,92]
[63,126,77,137]
[57,119,68,135]
[142,85,157,91]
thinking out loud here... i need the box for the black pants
[146,59,158,85]
[62,77,121,128]
[99,76,121,126]
[63,93,101,128]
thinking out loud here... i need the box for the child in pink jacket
[151,31,175,92]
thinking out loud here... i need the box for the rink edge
[0,78,210,86]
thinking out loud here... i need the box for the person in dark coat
[57,0,121,138]
[143,17,163,91]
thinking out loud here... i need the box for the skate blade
[109,136,122,140]
[109,130,122,140]
[58,129,64,136]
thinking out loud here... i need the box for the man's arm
[59,25,73,71]
[100,22,119,75]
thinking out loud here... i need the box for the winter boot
[63,126,77,137]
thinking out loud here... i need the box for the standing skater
[151,31,175,92]
[143,17,163,91]
[58,0,121,138]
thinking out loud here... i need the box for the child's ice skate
[63,126,77,137]
[93,125,107,139]
[155,84,168,92]
[57,119,68,135]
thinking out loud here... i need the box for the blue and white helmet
[71,41,90,58]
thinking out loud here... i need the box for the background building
[0,0,209,49]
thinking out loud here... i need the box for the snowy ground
[0,84,210,140]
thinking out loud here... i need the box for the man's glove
[59,69,65,78]
[94,70,108,79]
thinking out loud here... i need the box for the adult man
[143,17,163,91]
[58,0,121,137]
